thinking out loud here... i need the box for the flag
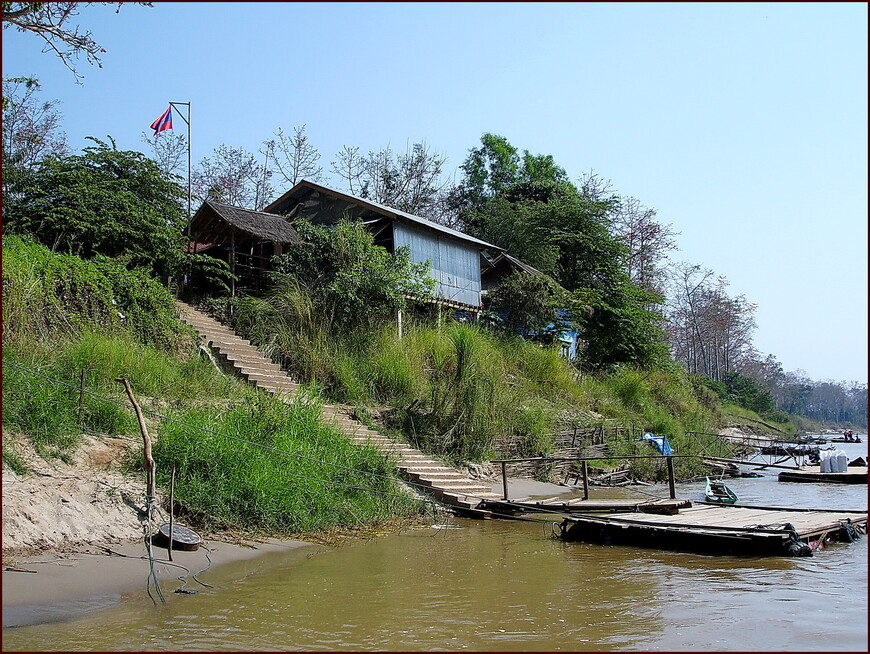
[150,106,173,134]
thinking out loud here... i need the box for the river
[3,438,867,651]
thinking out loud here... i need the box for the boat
[705,477,738,504]
[830,436,862,444]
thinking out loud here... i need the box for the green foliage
[152,393,422,533]
[3,136,186,276]
[455,133,667,369]
[271,220,435,333]
[2,235,186,350]
[486,271,570,337]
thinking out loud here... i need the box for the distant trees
[610,196,678,296]
[665,263,757,381]
[2,2,153,81]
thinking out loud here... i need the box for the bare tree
[192,144,272,210]
[2,2,152,82]
[141,130,186,178]
[2,77,68,206]
[611,196,679,295]
[330,140,448,218]
[2,77,68,167]
[264,124,323,188]
[666,263,757,380]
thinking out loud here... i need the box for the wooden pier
[778,466,868,485]
[556,503,867,557]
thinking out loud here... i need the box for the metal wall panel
[394,223,481,307]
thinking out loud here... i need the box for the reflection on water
[3,440,867,652]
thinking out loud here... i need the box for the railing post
[581,460,589,500]
[77,368,87,426]
[666,456,676,499]
[501,461,509,501]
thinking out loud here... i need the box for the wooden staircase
[175,300,500,517]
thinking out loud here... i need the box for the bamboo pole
[77,368,87,426]
[167,466,176,561]
[115,378,155,503]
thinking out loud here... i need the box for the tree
[2,77,68,213]
[666,263,757,380]
[486,271,571,338]
[270,220,435,333]
[265,124,323,187]
[330,141,448,218]
[3,135,186,275]
[2,2,152,82]
[610,196,679,296]
[454,133,668,369]
[142,129,187,178]
[192,144,272,210]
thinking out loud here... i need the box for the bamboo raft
[556,503,867,557]
[482,496,691,516]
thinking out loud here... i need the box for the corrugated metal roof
[265,180,503,252]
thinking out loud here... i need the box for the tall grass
[153,392,423,532]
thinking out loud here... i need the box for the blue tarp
[641,432,673,456]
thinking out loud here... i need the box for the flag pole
[169,101,191,239]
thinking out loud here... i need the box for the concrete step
[223,354,283,370]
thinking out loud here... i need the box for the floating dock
[778,466,868,485]
[482,496,690,516]
[556,503,867,557]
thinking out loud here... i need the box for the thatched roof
[189,200,302,246]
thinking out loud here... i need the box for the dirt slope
[2,432,150,558]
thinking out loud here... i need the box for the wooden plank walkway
[175,300,500,518]
[557,503,867,556]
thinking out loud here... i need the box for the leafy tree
[3,136,186,275]
[486,271,570,338]
[270,220,435,332]
[454,133,667,369]
[2,2,152,82]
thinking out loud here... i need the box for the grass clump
[153,392,423,533]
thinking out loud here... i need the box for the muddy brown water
[3,439,867,651]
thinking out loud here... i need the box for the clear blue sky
[3,2,866,384]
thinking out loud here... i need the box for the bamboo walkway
[175,301,500,517]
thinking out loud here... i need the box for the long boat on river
[555,503,867,557]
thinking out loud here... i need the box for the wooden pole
[666,456,676,499]
[115,378,155,503]
[581,460,589,500]
[77,368,87,426]
[168,466,175,561]
[397,308,403,340]
[501,461,509,501]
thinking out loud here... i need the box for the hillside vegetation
[2,235,424,536]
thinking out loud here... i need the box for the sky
[2,2,867,384]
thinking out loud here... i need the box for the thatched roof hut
[189,200,302,247]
